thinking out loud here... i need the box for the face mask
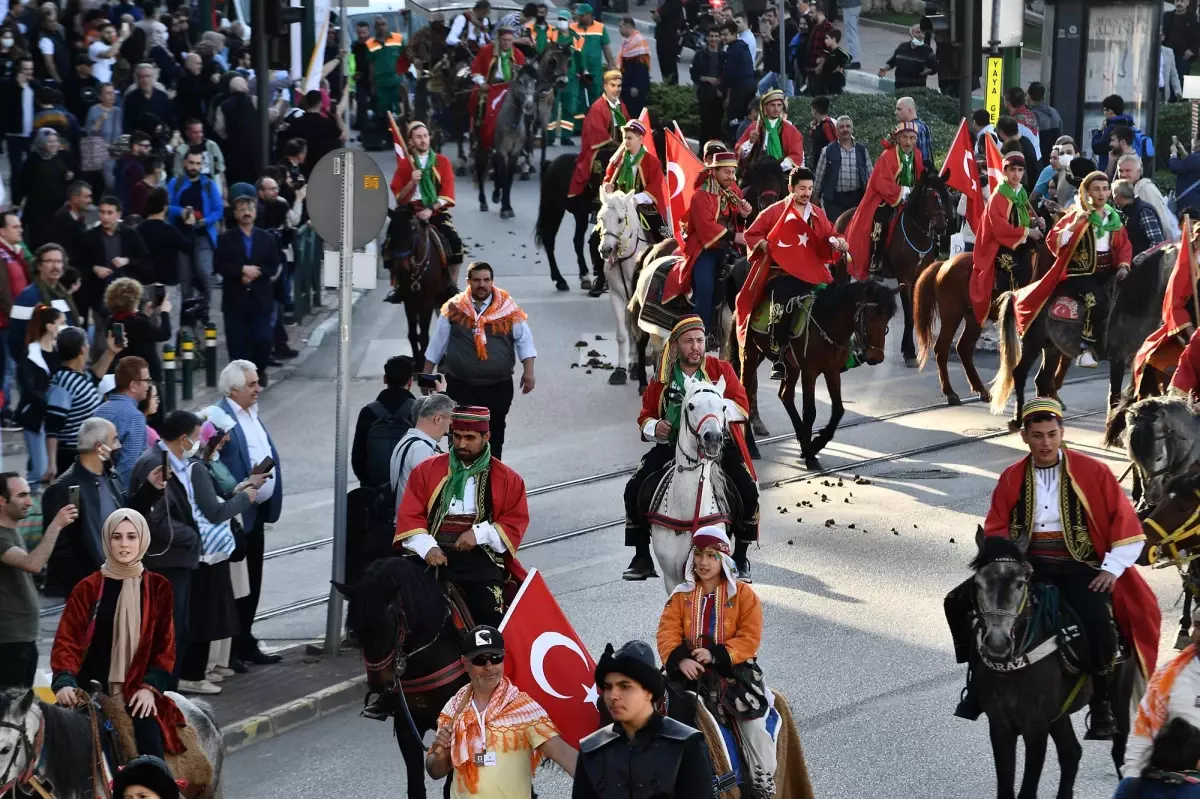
[1058,154,1072,168]
[184,437,201,458]
[1,38,14,48]
[911,37,923,47]
[556,20,568,31]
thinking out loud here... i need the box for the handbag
[80,134,109,173]
[185,463,236,564]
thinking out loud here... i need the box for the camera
[180,296,209,328]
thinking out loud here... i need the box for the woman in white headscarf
[50,509,189,759]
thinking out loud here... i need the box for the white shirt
[233,402,276,504]
[37,36,53,56]
[425,292,537,365]
[409,151,432,204]
[87,40,116,83]
[447,13,489,47]
[390,427,441,513]
[19,83,33,136]
[738,28,756,59]
[401,474,508,559]
[1059,210,1114,253]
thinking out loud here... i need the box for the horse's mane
[814,279,897,319]
[1164,469,1200,497]
[915,168,951,210]
[1127,395,1197,470]
[1118,244,1174,311]
[346,556,446,648]
[0,690,95,794]
[969,535,1025,570]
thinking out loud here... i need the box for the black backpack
[364,399,416,488]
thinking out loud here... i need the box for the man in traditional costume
[662,150,753,344]
[951,398,1160,739]
[469,26,527,141]
[738,166,847,381]
[1171,329,1200,398]
[733,90,805,175]
[386,121,464,300]
[967,152,1045,326]
[394,405,529,627]
[601,118,669,242]
[1010,171,1133,368]
[1124,607,1200,776]
[568,69,629,201]
[1132,224,1198,397]
[656,525,776,798]
[844,121,925,280]
[621,316,759,581]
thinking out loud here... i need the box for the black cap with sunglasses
[463,625,505,665]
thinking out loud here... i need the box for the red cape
[1171,328,1200,395]
[568,97,629,197]
[983,450,1160,678]
[394,452,529,580]
[1133,242,1194,394]
[969,188,1031,325]
[1013,207,1133,336]
[638,355,756,481]
[389,151,456,210]
[734,117,805,167]
[736,198,837,347]
[662,183,744,304]
[468,45,527,150]
[844,144,925,280]
[51,571,188,754]
[602,146,668,214]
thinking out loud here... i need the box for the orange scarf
[443,288,528,360]
[1134,644,1196,742]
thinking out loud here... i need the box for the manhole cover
[962,428,1003,436]
[875,468,956,480]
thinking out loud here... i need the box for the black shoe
[622,555,658,581]
[228,657,249,674]
[243,647,283,665]
[275,346,300,359]
[769,361,785,381]
[361,693,393,721]
[1084,703,1116,740]
[734,558,752,583]
[953,687,982,720]
[588,276,607,297]
[384,287,405,304]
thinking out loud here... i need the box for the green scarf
[441,443,492,512]
[615,148,643,192]
[35,277,77,322]
[415,153,437,208]
[1088,203,1124,235]
[498,50,512,81]
[763,118,783,160]
[663,364,690,440]
[532,24,548,53]
[896,149,915,188]
[997,182,1030,228]
[610,101,626,134]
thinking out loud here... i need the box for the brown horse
[834,169,952,367]
[730,279,899,469]
[385,217,454,363]
[913,237,1056,405]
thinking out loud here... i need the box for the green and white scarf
[762,117,783,160]
[439,443,493,516]
[896,149,915,187]
[997,182,1030,228]
[415,152,437,208]
[1088,203,1124,236]
[614,148,643,192]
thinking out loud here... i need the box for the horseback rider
[1011,171,1133,369]
[365,15,407,120]
[385,121,464,300]
[394,406,530,628]
[967,152,1046,326]
[1124,607,1200,775]
[949,398,1160,739]
[622,315,759,581]
[844,121,926,280]
[1171,329,1200,399]
[601,118,670,242]
[656,525,776,798]
[447,0,492,55]
[738,166,848,381]
[734,90,805,176]
[470,25,527,134]
[661,150,753,339]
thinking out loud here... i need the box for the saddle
[748,282,819,342]
[640,459,742,533]
[94,694,212,799]
[641,257,695,334]
[1046,276,1117,354]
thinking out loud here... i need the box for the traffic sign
[307,148,390,250]
[985,57,1003,125]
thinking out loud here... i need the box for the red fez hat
[451,405,490,432]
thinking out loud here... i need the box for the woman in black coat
[215,77,259,187]
[104,276,172,381]
[14,129,72,250]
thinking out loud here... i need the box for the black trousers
[235,515,267,657]
[0,641,38,688]
[388,208,465,267]
[224,308,272,377]
[1038,565,1118,674]
[132,712,165,759]
[657,38,679,85]
[155,567,192,687]
[726,84,757,130]
[445,377,515,460]
[823,189,865,229]
[624,441,759,547]
[457,579,507,628]
[697,85,725,148]
[1066,270,1116,351]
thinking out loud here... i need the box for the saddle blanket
[469,83,509,150]
[1049,295,1081,323]
[640,257,693,337]
[748,291,817,338]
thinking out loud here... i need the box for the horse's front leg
[1048,714,1082,799]
[743,339,769,438]
[780,363,817,469]
[418,305,435,364]
[901,283,918,367]
[395,715,429,799]
[1109,357,1126,408]
[476,149,488,213]
[500,154,515,218]
[1015,727,1049,799]
[573,210,591,285]
[957,315,990,403]
[607,281,630,385]
[811,366,843,454]
[988,718,1019,799]
[1005,338,1039,432]
[405,298,421,361]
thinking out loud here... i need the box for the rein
[0,715,43,796]
[1145,488,1200,566]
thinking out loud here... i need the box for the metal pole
[340,0,350,134]
[777,0,785,93]
[988,0,1000,56]
[958,0,973,121]
[253,0,271,175]
[324,150,354,655]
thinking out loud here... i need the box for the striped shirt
[45,368,101,449]
[94,394,148,487]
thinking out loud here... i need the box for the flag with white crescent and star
[664,126,704,245]
[940,119,985,234]
[498,568,600,748]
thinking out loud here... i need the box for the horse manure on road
[574,341,587,347]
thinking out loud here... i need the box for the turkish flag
[1133,219,1198,390]
[664,126,704,244]
[983,131,1004,196]
[941,119,985,234]
[769,207,835,282]
[639,107,657,162]
[498,569,600,748]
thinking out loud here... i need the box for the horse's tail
[913,258,941,370]
[989,292,1021,415]
[534,154,570,251]
[1104,385,1137,449]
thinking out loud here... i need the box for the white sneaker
[1077,350,1098,368]
[177,679,222,695]
[211,665,235,677]
[204,671,225,683]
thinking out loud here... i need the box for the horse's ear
[974,524,985,552]
[713,375,727,395]
[331,580,354,599]
[17,689,34,714]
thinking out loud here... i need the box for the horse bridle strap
[0,715,44,796]
[1145,488,1200,565]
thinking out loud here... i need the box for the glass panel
[1083,4,1157,156]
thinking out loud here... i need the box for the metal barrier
[162,345,177,411]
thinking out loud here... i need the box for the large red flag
[1132,222,1197,392]
[664,126,704,244]
[499,569,599,749]
[983,132,1004,196]
[638,107,656,162]
[941,119,985,234]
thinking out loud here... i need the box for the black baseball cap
[463,625,504,658]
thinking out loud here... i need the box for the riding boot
[361,691,395,721]
[1085,672,1116,740]
[953,665,982,721]
[769,296,792,381]
[733,538,752,583]
[622,542,658,580]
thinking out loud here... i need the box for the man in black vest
[573,640,713,798]
[813,115,872,225]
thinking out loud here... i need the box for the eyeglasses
[470,653,504,666]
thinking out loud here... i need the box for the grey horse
[474,65,539,219]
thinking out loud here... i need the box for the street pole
[253,0,270,176]
[989,0,1000,57]
[958,0,973,121]
[324,150,354,655]
[340,0,350,134]
[778,0,786,94]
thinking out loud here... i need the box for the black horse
[740,156,787,219]
[335,557,468,799]
[535,143,618,291]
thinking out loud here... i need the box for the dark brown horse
[535,144,617,291]
[834,169,952,367]
[729,279,899,469]
[386,217,453,363]
[412,37,474,174]
[913,238,1056,405]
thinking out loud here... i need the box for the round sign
[306,148,390,250]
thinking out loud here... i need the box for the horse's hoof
[751,418,769,437]
[976,389,991,404]
[500,208,514,220]
[638,383,647,396]
[554,278,570,292]
[608,367,628,385]
[1007,418,1022,433]
[803,455,821,470]
[479,201,488,212]
[946,393,961,407]
[748,444,762,460]
[904,356,919,368]
[491,189,500,204]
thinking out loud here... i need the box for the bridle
[0,714,45,798]
[899,183,944,257]
[678,384,726,469]
[1144,487,1200,566]
[600,202,640,262]
[975,559,1029,622]
[361,596,450,685]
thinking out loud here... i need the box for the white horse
[597,189,651,386]
[647,373,747,593]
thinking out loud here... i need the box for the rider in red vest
[622,315,758,582]
[601,118,669,242]
[469,27,526,143]
[569,70,629,199]
[844,121,925,281]
[733,89,805,173]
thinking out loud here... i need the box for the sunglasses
[471,653,504,666]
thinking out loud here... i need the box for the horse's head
[853,281,900,366]
[1127,396,1200,507]
[514,65,539,116]
[743,156,785,217]
[970,527,1030,663]
[914,170,951,235]
[597,189,639,259]
[0,688,38,788]
[538,43,571,89]
[679,374,745,460]
[1143,472,1200,565]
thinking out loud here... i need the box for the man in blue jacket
[719,21,755,138]
[166,146,223,316]
[1091,94,1138,173]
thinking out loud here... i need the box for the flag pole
[387,110,408,161]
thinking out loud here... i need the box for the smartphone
[151,283,166,305]
[68,485,80,509]
[111,322,126,348]
[416,373,441,390]
[252,456,275,475]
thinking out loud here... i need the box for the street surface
[219,146,1181,798]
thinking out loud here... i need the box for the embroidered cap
[603,68,623,83]
[1003,152,1025,168]
[892,121,920,137]
[692,524,732,555]
[759,89,786,112]
[463,625,505,657]
[704,150,738,170]
[1021,397,1064,421]
[657,315,705,381]
[406,120,429,137]
[451,405,491,432]
[622,118,647,136]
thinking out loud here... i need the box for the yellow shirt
[448,722,554,799]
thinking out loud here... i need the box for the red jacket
[733,117,805,167]
[1171,329,1200,396]
[569,96,629,197]
[389,150,457,210]
[602,145,668,214]
[0,240,31,328]
[470,43,526,83]
[844,144,925,280]
[662,182,744,304]
[983,449,1160,678]
[969,187,1033,324]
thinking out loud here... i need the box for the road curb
[220,674,368,754]
[299,288,368,353]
